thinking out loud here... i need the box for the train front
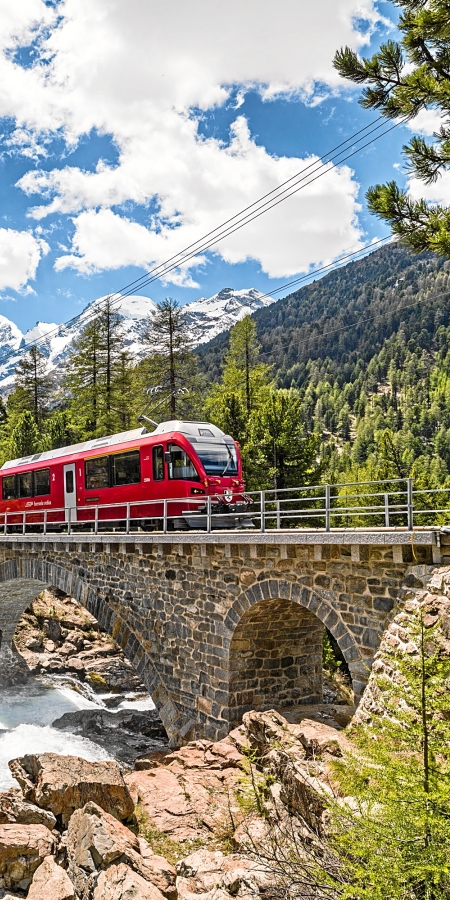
[152,421,253,529]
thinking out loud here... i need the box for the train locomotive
[0,420,252,532]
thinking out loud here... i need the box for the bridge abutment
[0,531,437,743]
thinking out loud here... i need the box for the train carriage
[0,421,252,533]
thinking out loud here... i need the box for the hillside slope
[199,244,450,483]
[198,244,450,388]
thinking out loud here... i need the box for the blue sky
[0,0,431,333]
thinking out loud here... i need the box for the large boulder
[8,754,134,825]
[125,736,243,842]
[0,823,56,893]
[66,801,176,899]
[176,849,274,900]
[93,863,166,900]
[0,788,56,830]
[27,855,75,900]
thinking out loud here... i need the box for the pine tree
[333,1,450,255]
[8,347,52,427]
[141,297,201,421]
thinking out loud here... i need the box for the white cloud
[0,228,48,291]
[0,0,384,280]
[407,170,450,206]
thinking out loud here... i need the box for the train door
[63,463,77,523]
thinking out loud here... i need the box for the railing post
[163,499,168,534]
[325,484,331,532]
[206,496,212,533]
[44,510,47,535]
[276,499,281,530]
[22,511,26,535]
[260,491,266,534]
[94,505,98,535]
[67,506,71,535]
[126,503,130,534]
[407,477,414,531]
[384,493,390,528]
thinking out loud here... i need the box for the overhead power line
[0,113,406,372]
[0,235,394,375]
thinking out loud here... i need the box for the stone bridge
[0,529,445,744]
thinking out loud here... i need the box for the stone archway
[0,560,182,743]
[224,578,367,725]
[229,597,324,726]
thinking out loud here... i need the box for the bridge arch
[0,558,181,743]
[224,578,365,726]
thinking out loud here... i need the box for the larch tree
[333,0,450,256]
[204,316,272,443]
[65,300,133,438]
[8,346,52,428]
[244,388,321,491]
[140,297,201,422]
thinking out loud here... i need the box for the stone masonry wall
[229,598,323,725]
[0,537,432,743]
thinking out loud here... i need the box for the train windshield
[195,441,238,477]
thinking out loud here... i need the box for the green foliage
[41,410,78,451]
[9,411,41,459]
[322,629,342,674]
[324,608,450,899]
[333,1,450,255]
[243,388,321,491]
[205,317,321,490]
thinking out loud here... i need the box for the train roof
[0,426,148,471]
[0,420,231,472]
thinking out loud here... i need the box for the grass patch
[135,807,208,864]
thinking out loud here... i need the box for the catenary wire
[0,116,406,370]
[0,235,393,373]
[82,115,390,303]
[115,120,404,298]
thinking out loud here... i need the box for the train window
[111,450,140,486]
[65,470,74,494]
[2,475,16,501]
[167,444,200,481]
[85,456,109,490]
[34,468,50,496]
[195,442,238,476]
[17,472,33,498]
[153,445,164,481]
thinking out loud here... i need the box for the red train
[0,420,252,532]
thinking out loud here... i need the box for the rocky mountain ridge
[0,287,273,390]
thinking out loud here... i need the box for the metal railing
[2,477,450,536]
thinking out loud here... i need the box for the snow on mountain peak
[0,287,275,390]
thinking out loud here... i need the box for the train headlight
[224,490,233,503]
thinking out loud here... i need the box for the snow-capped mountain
[0,287,274,391]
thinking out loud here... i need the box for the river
[0,676,158,790]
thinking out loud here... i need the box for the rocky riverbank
[1,564,449,898]
[0,589,169,783]
[0,704,351,899]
